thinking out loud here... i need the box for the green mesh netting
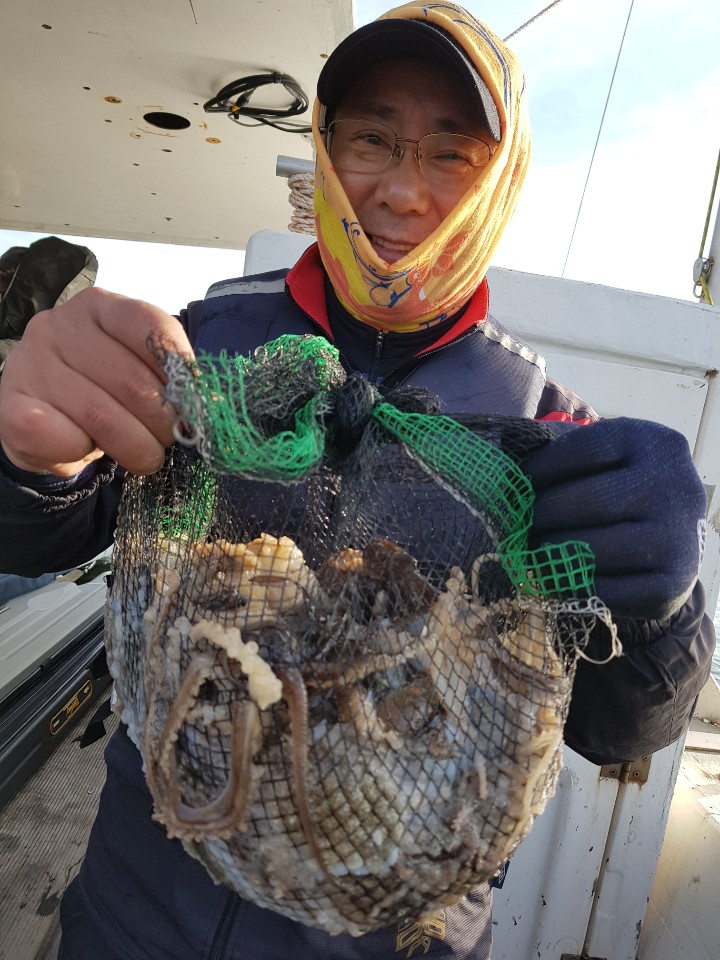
[165,335,595,602]
[165,334,345,481]
[106,333,618,937]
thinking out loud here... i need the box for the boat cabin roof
[0,0,354,249]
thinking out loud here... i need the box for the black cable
[229,115,313,134]
[203,72,311,133]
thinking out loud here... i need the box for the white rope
[287,172,316,235]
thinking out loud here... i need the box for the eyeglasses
[322,119,495,186]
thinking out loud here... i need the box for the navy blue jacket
[0,246,714,959]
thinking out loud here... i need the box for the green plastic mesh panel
[106,334,618,936]
[165,336,595,601]
[372,403,597,600]
[164,334,345,481]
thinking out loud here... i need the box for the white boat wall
[0,0,354,250]
[486,265,720,960]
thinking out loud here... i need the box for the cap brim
[317,19,500,142]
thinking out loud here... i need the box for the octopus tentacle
[142,570,181,753]
[276,663,334,882]
[150,654,260,840]
[303,639,433,691]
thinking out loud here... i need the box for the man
[0,4,713,958]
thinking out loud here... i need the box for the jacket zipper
[370,329,386,382]
[374,329,385,358]
[378,325,480,391]
[284,280,480,390]
[208,891,241,960]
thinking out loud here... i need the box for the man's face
[331,59,493,265]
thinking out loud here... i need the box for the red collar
[286,243,489,353]
[286,244,333,336]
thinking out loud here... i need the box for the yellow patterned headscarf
[312,2,531,332]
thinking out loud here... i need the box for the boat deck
[637,713,720,959]
[0,693,117,960]
[2,697,719,960]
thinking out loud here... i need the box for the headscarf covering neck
[312,2,531,333]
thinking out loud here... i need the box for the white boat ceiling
[0,0,354,249]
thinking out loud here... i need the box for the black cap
[318,18,501,142]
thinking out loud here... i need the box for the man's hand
[521,418,707,621]
[0,287,194,477]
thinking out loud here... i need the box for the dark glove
[520,417,707,621]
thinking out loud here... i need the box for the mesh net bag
[105,334,618,936]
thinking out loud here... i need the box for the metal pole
[707,195,720,305]
[276,155,314,178]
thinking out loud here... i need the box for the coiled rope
[287,173,316,235]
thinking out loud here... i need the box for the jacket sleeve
[0,300,202,577]
[0,448,123,576]
[534,374,599,424]
[532,375,715,763]
[563,580,715,764]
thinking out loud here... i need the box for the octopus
[104,528,598,936]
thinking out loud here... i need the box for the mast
[695,147,720,305]
[707,198,720,305]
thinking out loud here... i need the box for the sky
[1,0,719,312]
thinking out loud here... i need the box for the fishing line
[504,0,568,42]
[561,0,636,278]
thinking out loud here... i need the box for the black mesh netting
[105,335,618,935]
